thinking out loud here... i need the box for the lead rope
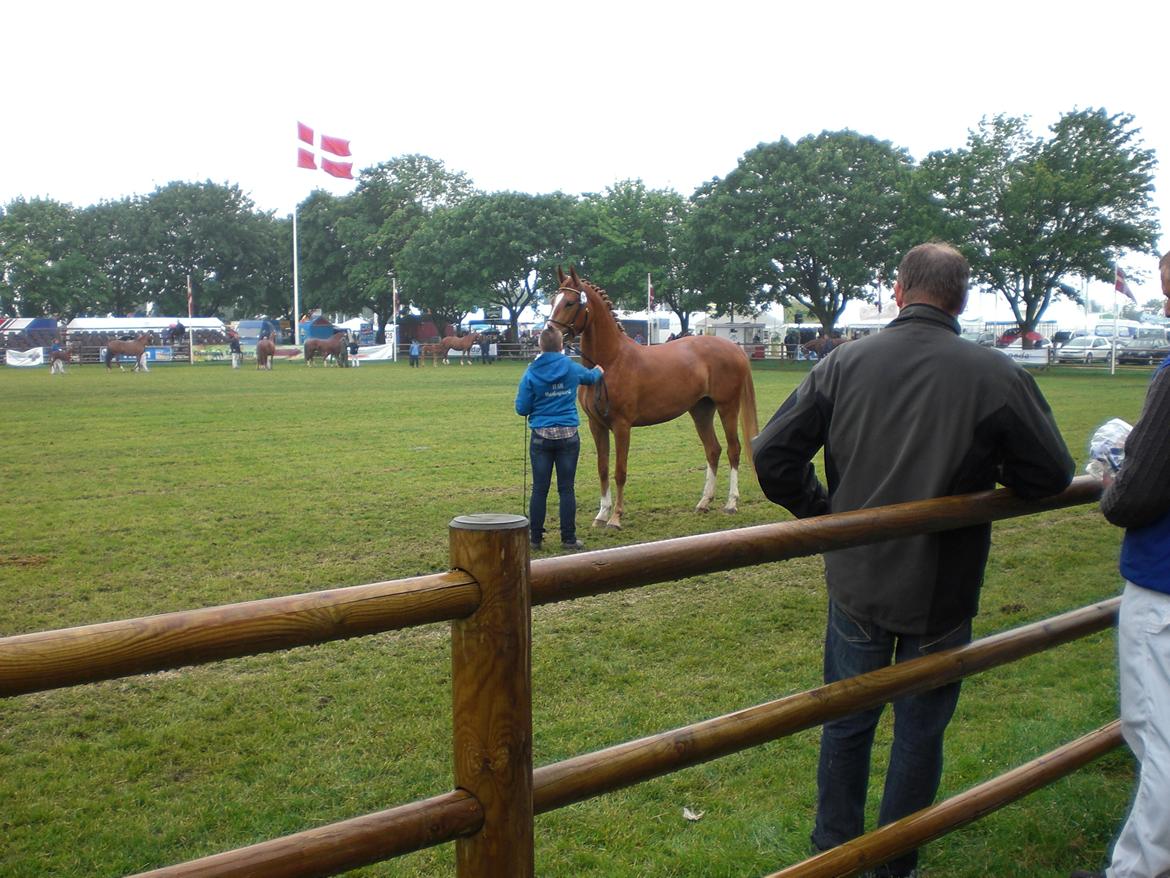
[522,418,529,520]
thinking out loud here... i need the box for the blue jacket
[515,352,602,429]
[409,341,420,355]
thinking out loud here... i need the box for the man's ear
[893,280,905,309]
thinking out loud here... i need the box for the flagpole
[646,272,652,345]
[186,273,194,365]
[1111,264,1119,377]
[292,205,302,347]
[392,277,399,363]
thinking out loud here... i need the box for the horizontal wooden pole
[128,790,483,878]
[532,598,1119,814]
[0,572,479,697]
[0,477,1100,698]
[766,721,1123,878]
[529,476,1102,605]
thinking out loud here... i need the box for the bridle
[548,285,590,340]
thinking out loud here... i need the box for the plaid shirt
[533,425,578,440]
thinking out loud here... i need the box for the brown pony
[420,342,445,365]
[104,334,151,371]
[49,347,74,374]
[256,337,276,370]
[549,267,759,529]
[304,331,348,367]
[802,334,850,360]
[439,331,481,365]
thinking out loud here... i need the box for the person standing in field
[514,326,603,552]
[752,242,1074,878]
[1072,252,1170,878]
[409,338,421,368]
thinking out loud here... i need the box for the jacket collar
[888,303,961,335]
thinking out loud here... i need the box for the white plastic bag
[1085,417,1132,478]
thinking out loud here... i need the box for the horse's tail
[739,363,760,469]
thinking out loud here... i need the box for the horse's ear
[557,266,566,285]
[569,266,580,285]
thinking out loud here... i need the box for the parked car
[1001,336,1051,350]
[1115,338,1170,365]
[996,329,1048,348]
[1056,335,1113,363]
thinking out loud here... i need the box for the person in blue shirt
[515,327,603,551]
[1072,253,1170,878]
[409,338,421,368]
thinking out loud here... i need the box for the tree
[399,191,578,340]
[687,131,912,333]
[0,198,107,318]
[915,110,1159,344]
[579,181,707,334]
[338,155,476,343]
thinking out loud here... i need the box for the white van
[1094,320,1168,342]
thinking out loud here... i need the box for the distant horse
[104,334,151,372]
[304,332,348,367]
[549,266,759,529]
[438,331,481,365]
[256,337,276,370]
[803,335,849,360]
[49,347,73,374]
[420,342,445,366]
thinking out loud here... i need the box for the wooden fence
[0,475,1117,877]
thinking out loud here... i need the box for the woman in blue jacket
[515,327,603,551]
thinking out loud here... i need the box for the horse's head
[549,266,590,342]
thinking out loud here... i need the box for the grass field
[0,358,1154,877]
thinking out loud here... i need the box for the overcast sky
[4,0,1167,308]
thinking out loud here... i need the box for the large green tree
[0,198,107,318]
[578,181,706,334]
[398,191,578,340]
[687,131,912,333]
[337,155,476,343]
[914,110,1159,344]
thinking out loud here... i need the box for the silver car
[1056,335,1113,363]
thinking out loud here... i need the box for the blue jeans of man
[811,600,971,877]
[528,432,580,544]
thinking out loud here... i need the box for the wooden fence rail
[2,476,1114,877]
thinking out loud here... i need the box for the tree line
[0,108,1159,345]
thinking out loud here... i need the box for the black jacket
[752,304,1074,634]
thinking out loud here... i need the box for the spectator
[229,333,242,369]
[409,338,421,368]
[752,242,1074,878]
[515,326,604,552]
[1071,252,1170,878]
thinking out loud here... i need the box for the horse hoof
[606,521,622,530]
[723,506,738,514]
[695,504,711,513]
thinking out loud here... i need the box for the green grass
[0,359,1154,877]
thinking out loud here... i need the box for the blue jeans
[811,600,971,877]
[528,432,580,544]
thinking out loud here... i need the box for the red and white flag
[1115,264,1136,303]
[296,122,354,179]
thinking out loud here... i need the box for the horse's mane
[580,279,628,337]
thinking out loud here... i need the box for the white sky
[4,0,1167,311]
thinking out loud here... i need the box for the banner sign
[5,348,45,367]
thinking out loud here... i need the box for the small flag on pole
[1115,264,1136,303]
[187,274,194,318]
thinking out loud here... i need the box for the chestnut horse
[104,334,151,371]
[802,334,850,360]
[256,337,276,370]
[49,347,73,374]
[439,331,481,365]
[549,267,759,529]
[304,331,348,367]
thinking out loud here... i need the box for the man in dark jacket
[753,242,1074,878]
[515,327,603,552]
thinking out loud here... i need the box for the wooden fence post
[449,513,533,878]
